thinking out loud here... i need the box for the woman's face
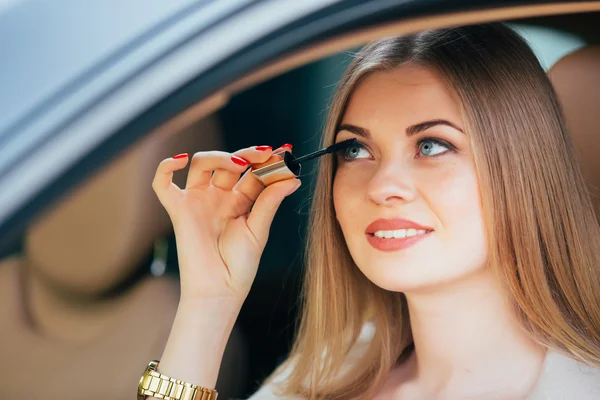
[333,65,488,293]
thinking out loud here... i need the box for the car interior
[0,4,599,400]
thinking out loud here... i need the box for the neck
[403,268,546,397]
[22,266,130,344]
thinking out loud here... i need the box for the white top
[245,324,600,400]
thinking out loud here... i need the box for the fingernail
[231,155,250,166]
[281,143,293,149]
[173,153,189,159]
[256,145,272,151]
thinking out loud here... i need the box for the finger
[274,143,293,152]
[247,143,293,173]
[232,143,294,201]
[246,178,302,247]
[185,150,249,189]
[152,153,190,204]
[233,167,266,204]
[211,145,274,190]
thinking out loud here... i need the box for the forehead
[342,65,462,126]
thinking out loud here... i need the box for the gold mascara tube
[251,138,357,186]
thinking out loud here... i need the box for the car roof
[0,0,222,136]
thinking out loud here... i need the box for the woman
[148,23,600,399]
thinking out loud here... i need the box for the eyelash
[415,137,456,158]
[340,137,455,162]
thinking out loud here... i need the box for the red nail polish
[173,153,189,159]
[231,155,250,166]
[256,145,272,151]
[281,143,293,149]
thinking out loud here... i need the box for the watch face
[149,360,160,371]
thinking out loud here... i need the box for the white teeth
[373,229,429,238]
[393,230,406,239]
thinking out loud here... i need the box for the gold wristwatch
[137,360,219,400]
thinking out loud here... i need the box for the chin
[363,270,445,293]
[356,258,484,295]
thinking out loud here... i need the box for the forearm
[149,297,242,398]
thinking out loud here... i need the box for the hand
[152,145,301,305]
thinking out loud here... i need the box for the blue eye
[342,142,371,161]
[417,138,452,157]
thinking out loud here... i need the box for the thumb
[246,178,301,246]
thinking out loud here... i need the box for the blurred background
[0,1,599,399]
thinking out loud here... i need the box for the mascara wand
[288,138,358,167]
[251,138,358,186]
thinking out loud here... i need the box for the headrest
[25,115,223,296]
[548,46,600,210]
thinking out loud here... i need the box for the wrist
[178,295,244,317]
[156,297,241,391]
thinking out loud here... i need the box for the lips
[365,218,433,234]
[364,218,434,252]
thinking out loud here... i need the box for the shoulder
[528,349,600,399]
[243,364,301,400]
[244,323,376,400]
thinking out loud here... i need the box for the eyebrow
[336,119,464,139]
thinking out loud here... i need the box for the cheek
[419,160,486,246]
[333,168,366,230]
[333,172,350,224]
[426,162,480,209]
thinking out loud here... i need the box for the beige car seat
[548,45,600,212]
[0,115,247,399]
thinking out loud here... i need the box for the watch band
[138,360,219,400]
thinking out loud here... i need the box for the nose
[366,162,417,206]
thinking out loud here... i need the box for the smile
[364,218,434,251]
[371,229,429,239]
[366,230,432,252]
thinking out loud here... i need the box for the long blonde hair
[268,23,600,399]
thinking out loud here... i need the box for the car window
[510,23,586,70]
